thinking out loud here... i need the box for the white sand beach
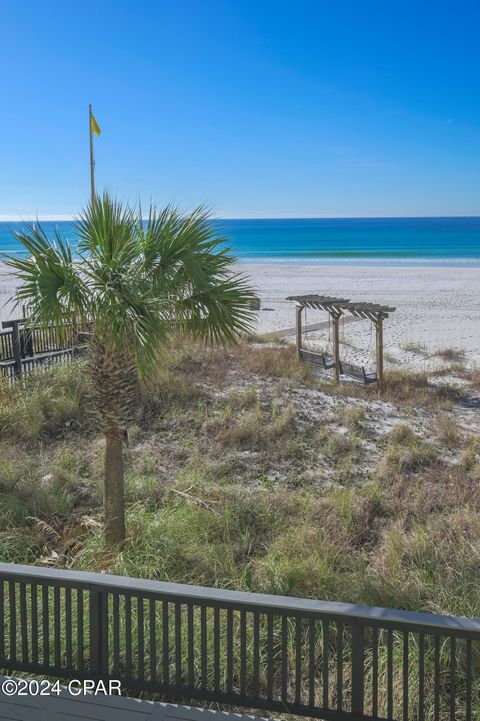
[1,260,480,371]
[241,263,480,371]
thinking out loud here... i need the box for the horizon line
[1,213,480,222]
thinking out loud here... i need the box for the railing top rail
[1,562,479,635]
[1,317,79,329]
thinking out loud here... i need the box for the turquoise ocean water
[1,217,480,266]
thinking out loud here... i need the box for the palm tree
[7,194,255,545]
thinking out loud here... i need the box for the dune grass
[0,343,477,613]
[1,342,480,715]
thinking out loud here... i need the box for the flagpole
[89,104,95,203]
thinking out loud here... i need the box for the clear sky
[1,0,480,218]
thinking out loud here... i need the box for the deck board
[0,677,270,721]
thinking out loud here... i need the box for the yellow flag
[90,112,101,136]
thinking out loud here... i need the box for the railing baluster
[450,636,456,721]
[351,621,364,716]
[65,587,72,668]
[53,586,62,670]
[240,609,247,696]
[434,635,440,721]
[295,615,302,704]
[253,610,260,698]
[213,607,220,692]
[308,618,315,707]
[31,583,38,666]
[403,630,409,721]
[418,633,424,721]
[187,603,194,687]
[281,615,288,701]
[336,621,343,711]
[387,629,393,720]
[466,638,472,721]
[125,594,132,678]
[101,590,109,676]
[89,587,106,676]
[150,598,157,684]
[42,584,49,667]
[138,596,145,682]
[372,627,378,718]
[322,620,329,709]
[175,600,182,685]
[267,612,274,700]
[200,605,207,689]
[226,608,233,694]
[20,582,28,663]
[113,593,120,676]
[162,599,169,685]
[77,588,84,669]
[9,580,16,662]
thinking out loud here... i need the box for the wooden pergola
[344,302,396,387]
[286,295,349,382]
[286,295,395,388]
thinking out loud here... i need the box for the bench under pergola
[286,295,396,387]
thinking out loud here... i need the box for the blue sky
[1,0,480,218]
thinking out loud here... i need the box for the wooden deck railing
[0,318,86,379]
[0,563,478,719]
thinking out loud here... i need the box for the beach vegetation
[0,340,479,627]
[343,404,366,430]
[383,351,397,364]
[382,368,431,402]
[433,346,465,361]
[432,414,461,448]
[320,430,360,464]
[401,341,427,354]
[6,194,255,545]
[377,424,438,478]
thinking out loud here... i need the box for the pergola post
[333,312,341,383]
[296,305,303,361]
[376,316,384,390]
[286,295,395,388]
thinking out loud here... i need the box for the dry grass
[382,369,430,402]
[2,342,480,717]
[433,347,465,361]
[206,403,297,453]
[377,424,438,479]
[1,338,480,628]
[432,415,461,448]
[234,344,316,384]
[343,405,366,431]
[401,341,426,354]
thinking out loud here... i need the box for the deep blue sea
[1,217,480,266]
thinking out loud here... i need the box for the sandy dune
[1,260,479,371]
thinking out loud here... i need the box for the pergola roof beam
[345,302,396,319]
[286,295,351,312]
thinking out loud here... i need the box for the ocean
[1,217,480,266]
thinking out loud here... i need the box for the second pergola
[286,295,396,387]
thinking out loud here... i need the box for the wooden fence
[0,318,86,380]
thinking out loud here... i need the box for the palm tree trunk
[104,432,126,545]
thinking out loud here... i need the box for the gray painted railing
[0,563,478,720]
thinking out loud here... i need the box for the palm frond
[140,205,256,342]
[5,223,89,328]
[5,196,256,376]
